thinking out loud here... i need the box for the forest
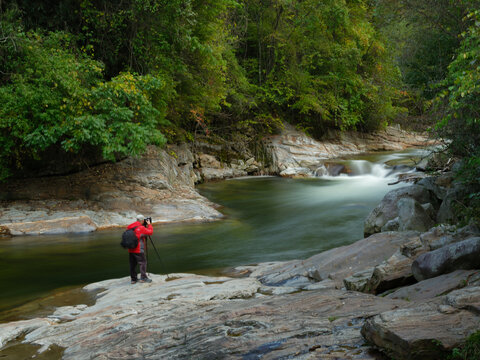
[0,0,479,213]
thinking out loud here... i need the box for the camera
[143,217,152,226]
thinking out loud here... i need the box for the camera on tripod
[143,217,153,226]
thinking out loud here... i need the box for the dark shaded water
[0,149,429,318]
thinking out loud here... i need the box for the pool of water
[0,148,430,318]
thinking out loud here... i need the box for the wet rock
[412,237,480,281]
[322,162,349,176]
[364,185,438,236]
[4,216,97,236]
[0,318,54,348]
[279,167,313,177]
[385,270,480,301]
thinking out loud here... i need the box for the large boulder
[416,175,450,201]
[397,198,435,232]
[412,237,480,281]
[362,287,480,360]
[364,185,438,236]
[197,153,222,169]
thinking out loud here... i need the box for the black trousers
[129,252,147,281]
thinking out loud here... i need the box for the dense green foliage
[436,8,480,223]
[449,330,480,360]
[0,10,170,179]
[0,0,479,190]
[233,0,401,136]
[0,0,401,179]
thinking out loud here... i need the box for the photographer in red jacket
[127,214,153,284]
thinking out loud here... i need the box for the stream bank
[0,125,434,236]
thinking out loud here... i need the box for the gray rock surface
[343,268,375,292]
[0,273,407,360]
[364,185,438,236]
[362,286,480,360]
[0,145,223,235]
[385,270,480,301]
[367,251,415,294]
[397,198,435,232]
[249,231,420,289]
[412,237,480,281]
[6,216,97,236]
[420,224,480,251]
[266,124,434,177]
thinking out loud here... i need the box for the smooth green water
[0,149,428,318]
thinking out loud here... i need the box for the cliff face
[0,144,222,235]
[265,124,435,176]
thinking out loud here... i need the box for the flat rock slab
[385,270,480,301]
[4,216,97,236]
[362,286,480,360]
[0,273,406,360]
[251,231,420,289]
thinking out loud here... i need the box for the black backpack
[121,227,139,249]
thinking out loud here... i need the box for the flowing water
[0,148,430,320]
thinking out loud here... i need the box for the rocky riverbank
[0,125,434,236]
[1,159,479,359]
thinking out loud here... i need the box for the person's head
[136,214,145,222]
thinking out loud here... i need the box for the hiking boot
[131,280,137,284]
[139,278,152,283]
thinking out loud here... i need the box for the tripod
[144,235,169,279]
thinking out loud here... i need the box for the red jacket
[127,221,153,254]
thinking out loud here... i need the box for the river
[0,148,429,321]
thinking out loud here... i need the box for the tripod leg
[148,236,169,279]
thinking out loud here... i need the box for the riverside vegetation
[0,0,480,359]
[0,1,479,202]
